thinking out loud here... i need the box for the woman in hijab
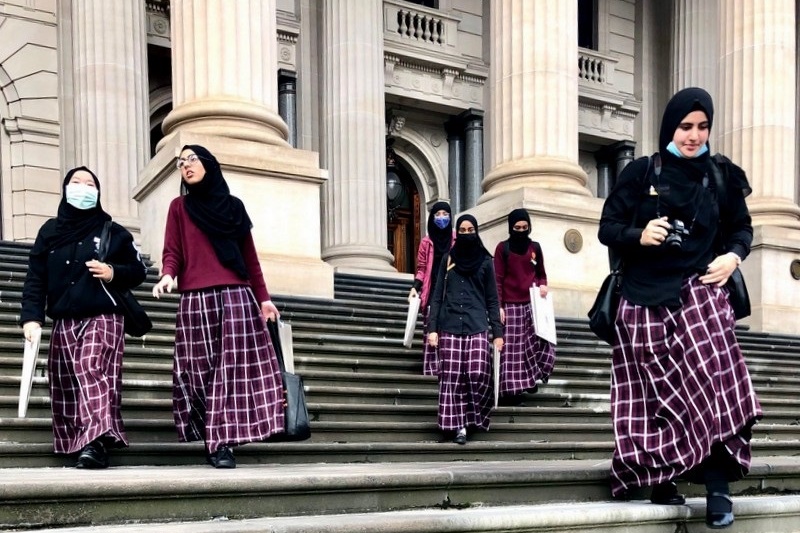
[20,167,148,469]
[427,214,503,445]
[408,201,454,375]
[598,87,761,528]
[493,208,555,404]
[152,145,285,468]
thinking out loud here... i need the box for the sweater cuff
[412,279,423,292]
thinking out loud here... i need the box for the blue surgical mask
[65,183,99,210]
[433,215,450,229]
[666,141,708,158]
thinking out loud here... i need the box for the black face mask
[508,230,530,254]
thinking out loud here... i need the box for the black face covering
[31,166,111,256]
[181,144,253,280]
[507,208,532,255]
[449,214,490,275]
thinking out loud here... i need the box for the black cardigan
[20,220,148,324]
[598,156,752,307]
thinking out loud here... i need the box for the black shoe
[706,492,734,529]
[75,440,109,469]
[524,384,539,394]
[213,445,236,468]
[650,481,685,505]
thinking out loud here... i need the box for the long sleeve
[20,227,50,325]
[533,241,547,286]
[493,242,507,306]
[106,224,147,291]
[598,157,651,254]
[242,232,270,303]
[484,258,503,338]
[426,253,448,333]
[160,198,184,279]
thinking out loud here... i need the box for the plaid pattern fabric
[500,303,555,395]
[173,286,285,453]
[422,307,439,376]
[48,314,127,454]
[437,331,494,431]
[610,275,762,497]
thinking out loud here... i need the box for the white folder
[278,320,295,374]
[403,296,421,348]
[530,285,558,345]
[492,344,501,408]
[18,327,42,418]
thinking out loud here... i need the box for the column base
[479,156,592,204]
[748,197,800,230]
[322,244,397,273]
[134,131,334,299]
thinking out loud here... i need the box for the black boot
[75,439,109,469]
[649,480,685,505]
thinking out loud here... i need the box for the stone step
[2,458,800,531]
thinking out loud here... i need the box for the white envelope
[18,327,42,418]
[530,285,558,345]
[278,320,295,374]
[493,344,501,408]
[403,296,421,348]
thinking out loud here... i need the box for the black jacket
[428,254,503,338]
[20,220,147,324]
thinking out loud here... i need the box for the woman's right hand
[500,308,506,324]
[22,321,41,342]
[152,274,175,298]
[640,216,670,247]
[428,332,438,347]
[408,287,418,302]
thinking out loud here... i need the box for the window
[578,0,597,50]
[404,0,438,9]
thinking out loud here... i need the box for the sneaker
[75,440,109,469]
[214,445,236,469]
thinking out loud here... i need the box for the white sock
[457,428,467,436]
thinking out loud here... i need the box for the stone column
[445,120,464,214]
[595,156,613,199]
[462,109,484,209]
[159,0,289,149]
[319,0,394,271]
[67,0,149,227]
[671,0,719,98]
[718,0,800,228]
[482,0,589,201]
[278,70,298,148]
[612,140,636,178]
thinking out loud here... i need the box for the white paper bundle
[403,296,421,348]
[18,327,42,418]
[492,344,501,408]
[278,320,295,374]
[530,286,558,345]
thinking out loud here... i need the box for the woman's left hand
[85,260,114,282]
[493,337,504,352]
[539,285,549,298]
[261,300,280,322]
[699,253,739,287]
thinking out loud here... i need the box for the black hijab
[181,145,253,280]
[506,208,532,255]
[449,214,490,276]
[427,201,452,256]
[30,166,111,256]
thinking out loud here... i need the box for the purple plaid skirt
[48,314,127,454]
[438,331,494,432]
[610,275,762,496]
[500,303,555,395]
[422,307,439,376]
[173,286,285,453]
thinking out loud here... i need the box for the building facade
[1,0,799,333]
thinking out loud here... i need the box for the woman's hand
[261,300,280,322]
[408,287,418,302]
[85,260,114,282]
[539,285,549,298]
[500,308,505,324]
[22,321,41,342]
[493,337,504,352]
[428,332,438,347]
[152,274,175,298]
[640,216,670,246]
[699,252,740,287]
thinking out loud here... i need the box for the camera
[664,219,690,249]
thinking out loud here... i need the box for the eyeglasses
[176,154,200,169]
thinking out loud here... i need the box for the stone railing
[578,48,618,87]
[383,0,460,54]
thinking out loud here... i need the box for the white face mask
[65,183,99,210]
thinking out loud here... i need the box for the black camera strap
[652,152,706,236]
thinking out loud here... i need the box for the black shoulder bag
[266,319,311,441]
[98,222,153,337]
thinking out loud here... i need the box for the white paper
[278,320,295,374]
[530,285,558,345]
[403,296,421,348]
[18,328,42,418]
[492,344,501,409]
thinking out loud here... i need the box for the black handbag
[588,268,622,344]
[266,319,311,441]
[726,267,751,320]
[98,222,153,337]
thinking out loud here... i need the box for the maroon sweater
[493,240,548,305]
[160,196,270,303]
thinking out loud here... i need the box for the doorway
[386,159,420,274]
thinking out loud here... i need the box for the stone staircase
[1,241,800,531]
